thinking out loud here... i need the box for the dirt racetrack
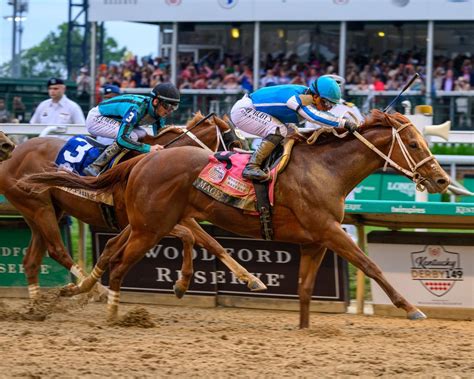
[0,295,472,378]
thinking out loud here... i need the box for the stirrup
[243,166,270,182]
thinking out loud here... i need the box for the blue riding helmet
[310,76,342,104]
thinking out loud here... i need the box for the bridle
[352,117,435,191]
[323,111,436,191]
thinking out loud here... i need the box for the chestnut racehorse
[21,110,450,327]
[3,112,265,301]
[0,131,15,162]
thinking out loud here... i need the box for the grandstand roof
[90,0,474,23]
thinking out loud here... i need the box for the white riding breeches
[230,95,288,138]
[86,106,148,143]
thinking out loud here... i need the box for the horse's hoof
[408,309,427,320]
[60,283,79,297]
[173,284,186,299]
[248,278,267,292]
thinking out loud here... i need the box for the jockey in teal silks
[230,76,359,181]
[83,82,180,176]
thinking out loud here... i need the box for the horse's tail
[17,155,146,195]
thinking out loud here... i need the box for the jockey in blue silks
[230,76,359,181]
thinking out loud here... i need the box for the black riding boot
[83,142,123,176]
[242,133,284,181]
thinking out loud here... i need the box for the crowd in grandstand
[94,51,474,93]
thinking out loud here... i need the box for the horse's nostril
[1,143,13,150]
[437,178,447,186]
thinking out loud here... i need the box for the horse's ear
[214,114,231,131]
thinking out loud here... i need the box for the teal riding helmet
[310,76,342,104]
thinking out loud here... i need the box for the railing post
[356,224,367,314]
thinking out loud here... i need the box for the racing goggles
[160,100,179,111]
[320,97,337,110]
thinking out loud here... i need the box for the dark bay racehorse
[21,110,450,327]
[0,131,15,162]
[3,112,264,301]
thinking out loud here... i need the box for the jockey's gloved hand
[344,119,359,133]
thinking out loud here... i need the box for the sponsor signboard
[367,231,473,319]
[0,218,72,288]
[89,0,474,22]
[91,225,348,304]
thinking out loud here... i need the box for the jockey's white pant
[230,95,288,138]
[86,106,148,145]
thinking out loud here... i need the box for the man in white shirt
[30,78,86,125]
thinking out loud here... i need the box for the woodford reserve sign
[0,218,72,291]
[91,224,349,311]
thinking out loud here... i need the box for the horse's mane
[295,109,410,147]
[184,111,230,133]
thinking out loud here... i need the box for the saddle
[55,135,120,229]
[193,139,296,239]
[55,135,126,176]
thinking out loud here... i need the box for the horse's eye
[409,142,418,149]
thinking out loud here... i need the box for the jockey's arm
[116,106,152,153]
[287,95,345,128]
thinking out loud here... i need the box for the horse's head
[364,109,450,193]
[0,131,15,162]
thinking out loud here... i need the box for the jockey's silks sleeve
[286,95,343,128]
[117,106,151,153]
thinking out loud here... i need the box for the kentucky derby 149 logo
[218,0,238,9]
[411,245,464,297]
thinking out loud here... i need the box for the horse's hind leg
[298,244,327,329]
[181,219,267,291]
[62,225,132,297]
[107,229,161,322]
[21,221,48,300]
[324,222,426,320]
[169,225,195,299]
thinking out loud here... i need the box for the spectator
[0,98,12,123]
[102,84,121,100]
[260,69,278,87]
[441,69,455,92]
[30,78,85,125]
[76,67,91,100]
[373,75,385,91]
[12,96,26,122]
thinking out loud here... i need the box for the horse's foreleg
[181,219,267,291]
[107,228,160,323]
[169,225,195,299]
[298,244,327,329]
[324,222,426,320]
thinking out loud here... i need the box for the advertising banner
[0,219,72,288]
[92,224,348,303]
[368,231,473,319]
[90,0,474,22]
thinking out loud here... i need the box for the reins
[306,116,435,191]
[162,112,229,153]
[163,112,216,151]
